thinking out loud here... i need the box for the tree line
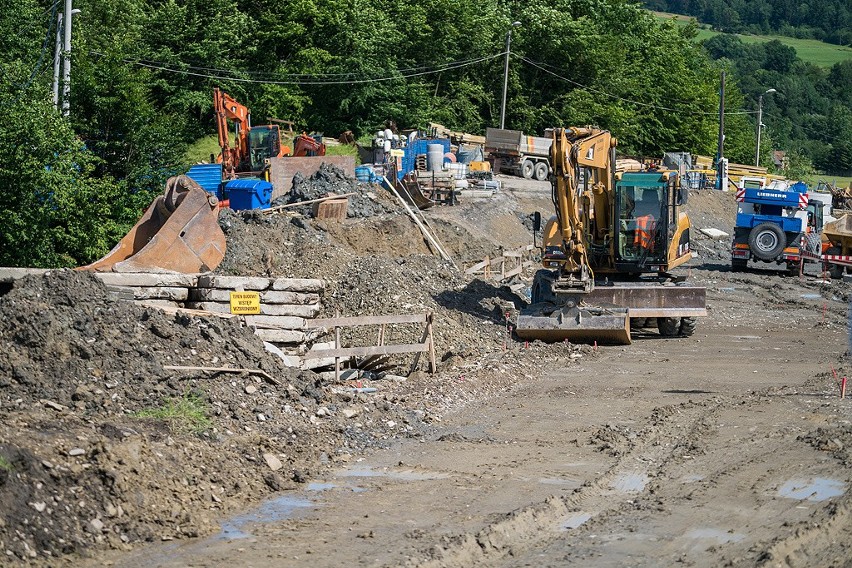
[642,0,851,46]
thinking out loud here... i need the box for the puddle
[217,494,314,540]
[307,482,336,491]
[610,472,648,493]
[800,294,822,300]
[538,477,580,487]
[686,528,745,544]
[778,478,846,502]
[338,466,451,481]
[561,511,593,530]
[734,336,761,340]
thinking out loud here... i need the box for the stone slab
[189,289,319,305]
[186,301,320,318]
[253,329,306,344]
[244,315,305,330]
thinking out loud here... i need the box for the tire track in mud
[757,498,852,568]
[404,398,724,568]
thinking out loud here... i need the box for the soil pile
[0,176,583,564]
[277,163,398,218]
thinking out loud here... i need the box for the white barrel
[427,144,444,171]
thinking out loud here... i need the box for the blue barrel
[224,179,273,210]
[186,164,224,197]
[355,165,372,182]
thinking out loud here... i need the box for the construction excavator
[214,87,325,178]
[516,127,706,344]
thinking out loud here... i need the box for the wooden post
[334,322,341,383]
[377,323,386,346]
[426,312,436,373]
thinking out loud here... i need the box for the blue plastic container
[186,164,224,197]
[355,165,372,182]
[225,179,273,210]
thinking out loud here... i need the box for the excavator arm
[548,127,617,293]
[214,87,251,176]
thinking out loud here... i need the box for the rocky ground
[1,169,849,567]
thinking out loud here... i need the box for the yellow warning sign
[229,291,260,315]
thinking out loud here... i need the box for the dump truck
[516,127,706,344]
[485,128,552,180]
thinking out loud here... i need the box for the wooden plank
[186,301,320,318]
[500,265,523,280]
[189,289,319,305]
[253,329,306,343]
[304,343,429,359]
[163,365,278,385]
[303,313,427,328]
[465,258,489,274]
[243,315,305,329]
[262,192,356,214]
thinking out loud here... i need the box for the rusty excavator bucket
[80,176,226,274]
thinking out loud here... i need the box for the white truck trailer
[485,128,552,180]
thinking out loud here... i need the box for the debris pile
[280,163,398,218]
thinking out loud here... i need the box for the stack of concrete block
[184,275,324,347]
[0,269,326,353]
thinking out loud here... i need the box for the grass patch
[652,11,852,68]
[136,393,212,434]
[184,134,221,167]
[0,456,12,471]
[324,142,359,161]
[805,174,852,188]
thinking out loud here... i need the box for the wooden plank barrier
[302,312,436,381]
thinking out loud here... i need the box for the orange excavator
[214,88,325,177]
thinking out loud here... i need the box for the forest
[642,0,851,46]
[0,0,848,268]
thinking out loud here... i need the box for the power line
[517,54,758,116]
[114,52,506,85]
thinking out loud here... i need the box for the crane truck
[516,127,706,344]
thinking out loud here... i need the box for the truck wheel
[731,258,747,272]
[522,159,535,179]
[679,317,697,337]
[657,317,680,337]
[534,162,549,181]
[748,223,786,261]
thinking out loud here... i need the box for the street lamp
[500,21,521,130]
[755,88,777,167]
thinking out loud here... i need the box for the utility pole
[52,11,63,109]
[499,21,521,130]
[755,88,777,167]
[61,0,80,116]
[716,71,728,191]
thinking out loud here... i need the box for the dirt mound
[276,163,398,218]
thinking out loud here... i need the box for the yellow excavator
[516,127,706,344]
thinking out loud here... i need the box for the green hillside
[653,11,852,68]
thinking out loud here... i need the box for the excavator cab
[248,125,281,171]
[614,174,673,271]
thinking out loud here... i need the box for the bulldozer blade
[516,303,631,345]
[80,176,226,274]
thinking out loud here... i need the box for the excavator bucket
[516,302,632,345]
[80,176,226,274]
